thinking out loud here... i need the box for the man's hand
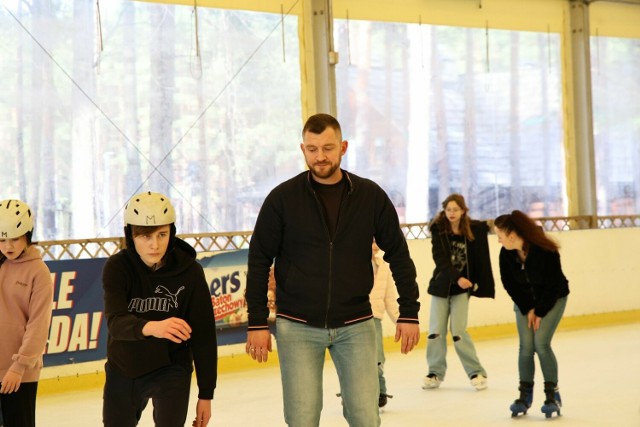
[192,399,212,427]
[395,323,420,354]
[142,317,192,343]
[246,329,272,363]
[0,371,22,394]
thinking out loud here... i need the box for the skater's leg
[276,318,327,427]
[330,319,380,427]
[514,304,535,383]
[0,381,37,427]
[449,293,486,381]
[149,365,192,427]
[425,296,449,382]
[373,318,387,395]
[509,305,536,417]
[103,363,147,427]
[534,297,567,384]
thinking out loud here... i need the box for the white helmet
[124,192,176,226]
[0,199,34,239]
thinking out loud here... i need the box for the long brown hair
[431,194,475,240]
[494,210,559,252]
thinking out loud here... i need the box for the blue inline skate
[510,381,534,417]
[541,382,562,418]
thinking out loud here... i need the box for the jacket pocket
[428,271,451,297]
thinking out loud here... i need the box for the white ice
[36,323,640,426]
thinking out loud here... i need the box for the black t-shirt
[311,176,347,240]
[449,234,468,295]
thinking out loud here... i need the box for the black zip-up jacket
[245,170,420,329]
[102,238,217,399]
[499,244,570,317]
[428,220,495,299]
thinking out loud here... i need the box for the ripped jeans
[426,293,486,380]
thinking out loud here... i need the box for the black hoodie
[102,238,217,399]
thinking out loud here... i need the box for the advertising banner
[42,249,255,366]
[44,258,109,366]
[198,249,254,345]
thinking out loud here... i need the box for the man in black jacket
[245,113,420,427]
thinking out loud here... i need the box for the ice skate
[378,393,393,408]
[470,374,488,391]
[510,381,534,417]
[422,373,441,389]
[541,382,562,418]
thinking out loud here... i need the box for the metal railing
[34,215,640,261]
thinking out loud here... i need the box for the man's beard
[309,162,339,180]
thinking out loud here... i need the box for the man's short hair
[302,113,342,139]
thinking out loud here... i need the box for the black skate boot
[378,393,393,408]
[541,381,562,418]
[510,381,534,417]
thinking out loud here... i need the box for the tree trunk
[509,32,521,210]
[16,0,27,199]
[463,28,477,200]
[431,27,450,204]
[123,2,142,205]
[70,0,97,238]
[149,6,175,197]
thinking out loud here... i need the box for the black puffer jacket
[245,170,420,329]
[428,220,495,299]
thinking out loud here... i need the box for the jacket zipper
[443,233,454,298]
[309,171,353,328]
[311,189,335,328]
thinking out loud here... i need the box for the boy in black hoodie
[102,192,217,427]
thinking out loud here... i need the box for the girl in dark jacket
[494,210,569,419]
[422,194,495,391]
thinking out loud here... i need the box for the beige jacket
[370,251,400,322]
[0,246,53,383]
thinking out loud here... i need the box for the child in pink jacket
[0,199,53,427]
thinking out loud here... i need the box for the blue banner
[43,249,255,366]
[44,258,109,366]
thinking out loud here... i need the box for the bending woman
[494,210,570,419]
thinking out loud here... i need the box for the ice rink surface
[37,323,639,426]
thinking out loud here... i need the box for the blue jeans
[276,318,380,427]
[373,318,387,394]
[426,293,486,380]
[515,296,567,384]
